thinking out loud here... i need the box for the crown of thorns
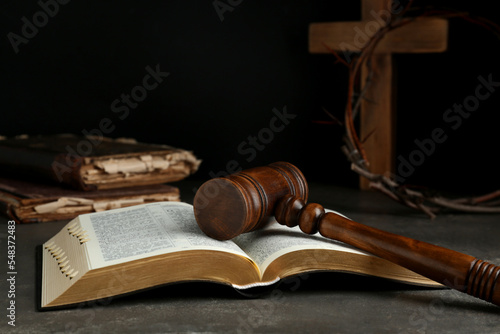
[328,4,500,218]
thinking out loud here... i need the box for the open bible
[40,202,441,309]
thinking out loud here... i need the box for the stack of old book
[0,134,201,223]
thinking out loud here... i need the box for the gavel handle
[276,195,500,306]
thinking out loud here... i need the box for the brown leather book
[0,177,180,223]
[0,135,201,190]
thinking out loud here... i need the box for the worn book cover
[0,135,201,191]
[0,177,180,223]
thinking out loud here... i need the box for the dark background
[1,0,499,195]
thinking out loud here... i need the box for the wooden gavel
[193,162,500,307]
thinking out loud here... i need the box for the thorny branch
[331,6,500,218]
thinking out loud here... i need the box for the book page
[78,202,250,268]
[233,210,370,274]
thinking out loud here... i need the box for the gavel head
[193,162,308,240]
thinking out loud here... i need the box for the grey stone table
[1,179,499,333]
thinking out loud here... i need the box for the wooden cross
[309,0,448,189]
